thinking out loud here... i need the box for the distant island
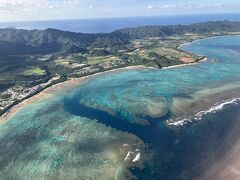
[1,20,240,117]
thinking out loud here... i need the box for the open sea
[0,36,240,179]
[1,13,240,33]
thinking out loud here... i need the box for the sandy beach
[0,51,212,125]
[162,57,208,70]
[0,65,146,124]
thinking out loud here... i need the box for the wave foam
[195,98,240,120]
[168,97,240,126]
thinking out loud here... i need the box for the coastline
[0,34,234,123]
[0,55,207,124]
[162,57,207,70]
[178,33,240,49]
[0,65,146,123]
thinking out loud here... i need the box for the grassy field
[23,67,47,76]
[86,56,118,65]
[130,37,202,64]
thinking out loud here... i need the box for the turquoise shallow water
[0,36,240,179]
[69,35,240,123]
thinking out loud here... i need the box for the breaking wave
[168,97,240,126]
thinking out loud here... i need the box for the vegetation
[115,20,240,39]
[23,67,47,76]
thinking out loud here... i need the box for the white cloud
[0,0,81,13]
[147,5,154,10]
[0,0,239,21]
[146,3,235,11]
[105,3,113,13]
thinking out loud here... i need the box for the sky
[0,0,240,22]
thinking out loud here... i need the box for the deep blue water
[1,13,240,33]
[0,36,240,179]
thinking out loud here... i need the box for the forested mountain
[0,20,240,55]
[0,28,129,55]
[115,20,240,39]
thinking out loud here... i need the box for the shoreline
[0,34,235,123]
[0,65,146,123]
[178,33,240,49]
[162,57,207,70]
[4,59,206,123]
[0,55,207,124]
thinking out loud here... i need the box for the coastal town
[0,75,60,114]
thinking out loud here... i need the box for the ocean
[0,36,239,179]
[1,13,240,33]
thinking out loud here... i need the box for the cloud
[0,0,81,14]
[146,3,235,11]
[0,0,240,21]
[147,5,154,10]
[105,3,113,13]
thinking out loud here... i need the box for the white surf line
[167,97,240,126]
[194,98,240,120]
